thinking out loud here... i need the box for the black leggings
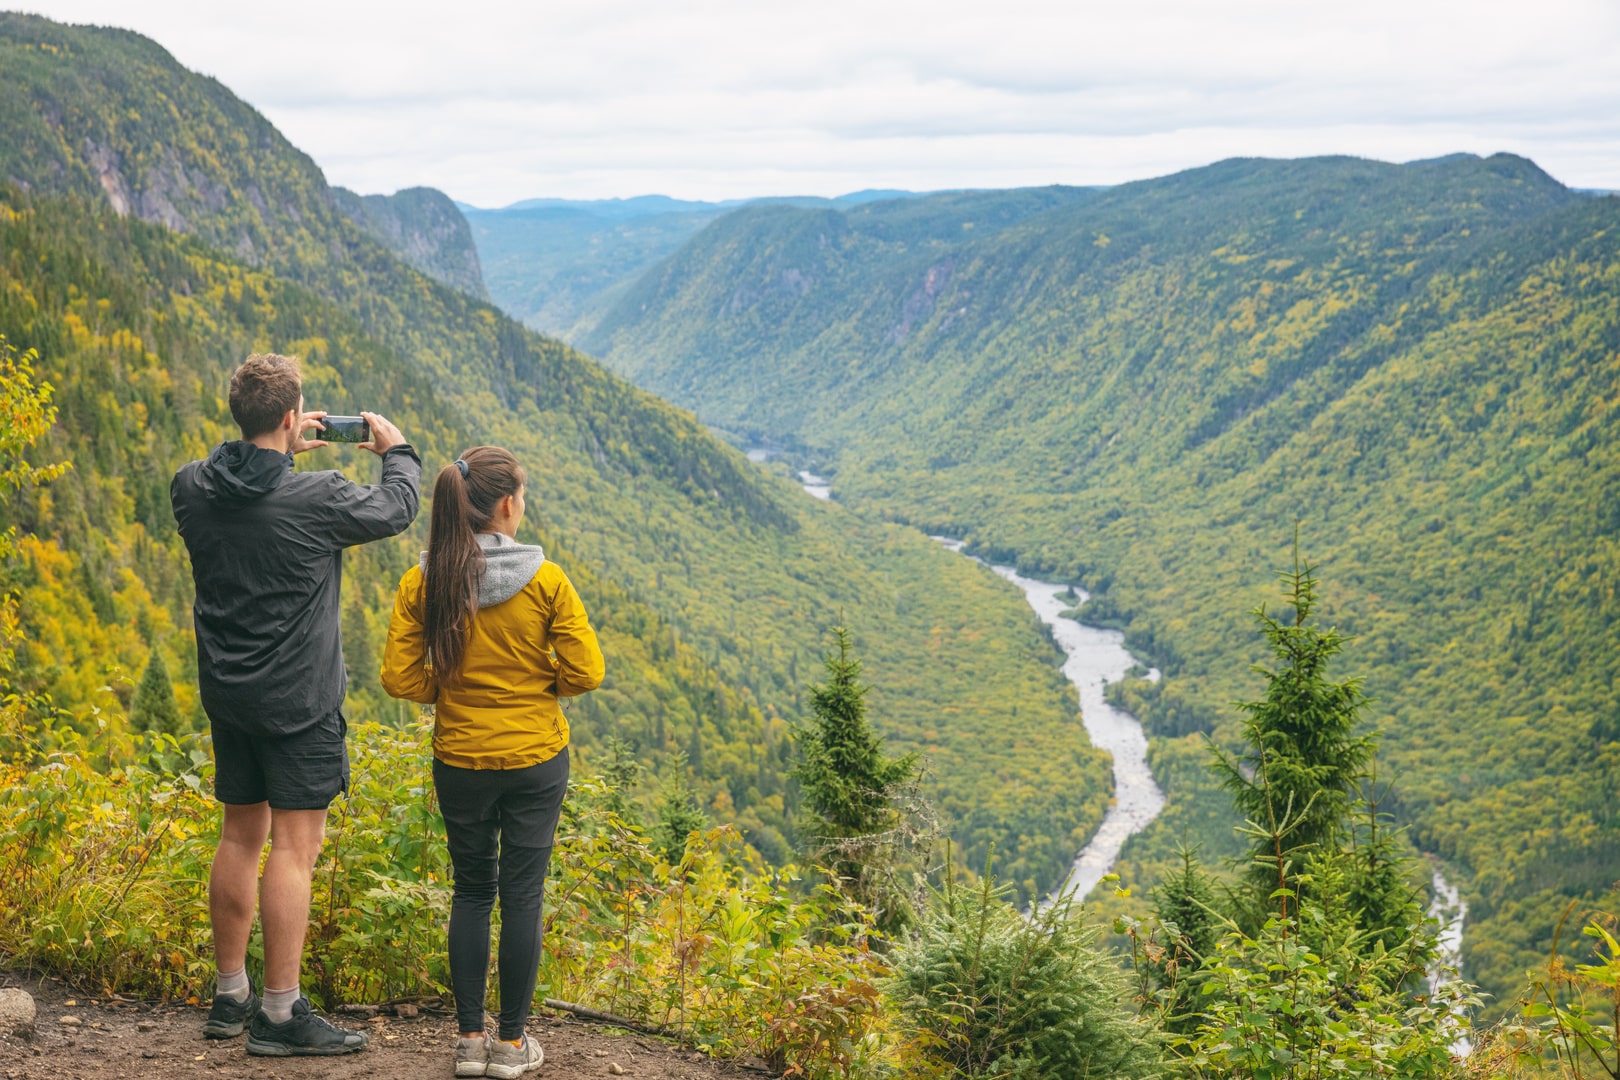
[433,748,569,1040]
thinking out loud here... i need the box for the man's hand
[290,410,329,455]
[359,411,405,457]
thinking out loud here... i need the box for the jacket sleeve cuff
[382,443,422,466]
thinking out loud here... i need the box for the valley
[1,8,1615,1061]
[489,154,1620,1011]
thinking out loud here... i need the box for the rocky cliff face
[0,13,486,299]
[332,186,489,299]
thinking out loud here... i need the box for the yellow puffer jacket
[381,559,604,770]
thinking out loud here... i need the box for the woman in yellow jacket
[382,446,602,1080]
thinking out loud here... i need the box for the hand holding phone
[290,410,329,455]
[358,412,405,457]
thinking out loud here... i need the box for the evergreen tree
[1336,782,1427,964]
[652,753,707,866]
[1210,541,1429,970]
[1147,847,1223,1033]
[1212,543,1374,919]
[597,735,644,826]
[131,649,181,736]
[791,625,920,928]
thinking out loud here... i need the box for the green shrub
[888,867,1162,1078]
[1172,909,1474,1080]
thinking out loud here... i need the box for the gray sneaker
[486,1035,544,1079]
[246,996,369,1056]
[455,1033,491,1078]
[203,989,260,1038]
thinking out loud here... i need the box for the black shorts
[210,710,350,810]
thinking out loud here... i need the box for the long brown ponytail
[424,446,526,681]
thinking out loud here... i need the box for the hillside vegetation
[579,153,1620,1006]
[0,13,1110,902]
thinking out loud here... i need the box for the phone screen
[321,416,371,444]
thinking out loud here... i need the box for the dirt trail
[0,975,765,1080]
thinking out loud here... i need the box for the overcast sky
[22,0,1620,205]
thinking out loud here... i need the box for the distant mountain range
[463,189,967,337]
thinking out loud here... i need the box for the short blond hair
[228,353,302,438]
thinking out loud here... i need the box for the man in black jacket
[172,353,421,1056]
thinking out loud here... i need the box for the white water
[1429,864,1473,1055]
[932,537,1166,903]
[798,470,831,500]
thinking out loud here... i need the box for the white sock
[261,985,300,1025]
[215,966,250,1003]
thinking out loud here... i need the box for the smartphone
[320,415,371,444]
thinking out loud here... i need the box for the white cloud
[22,0,1620,202]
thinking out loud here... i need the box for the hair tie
[454,458,469,479]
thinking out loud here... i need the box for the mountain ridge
[466,188,978,336]
[332,184,488,299]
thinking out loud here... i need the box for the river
[1429,865,1473,1055]
[778,464,1468,979]
[931,538,1167,903]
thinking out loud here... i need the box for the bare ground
[0,974,769,1080]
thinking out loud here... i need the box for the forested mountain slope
[333,185,488,299]
[0,13,1111,901]
[581,153,1620,1003]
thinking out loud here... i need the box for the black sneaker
[203,989,260,1039]
[246,996,369,1057]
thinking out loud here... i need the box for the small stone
[141,1050,159,1059]
[0,988,35,1039]
[58,1015,82,1028]
[137,1020,157,1032]
[608,1063,625,1075]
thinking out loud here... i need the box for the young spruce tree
[652,751,708,866]
[131,649,182,736]
[1211,542,1374,920]
[792,625,920,931]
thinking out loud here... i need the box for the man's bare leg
[211,802,272,976]
[259,807,329,1020]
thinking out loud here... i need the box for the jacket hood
[420,532,546,608]
[199,441,293,506]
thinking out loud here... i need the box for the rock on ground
[0,989,32,1039]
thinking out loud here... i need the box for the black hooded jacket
[171,441,422,736]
